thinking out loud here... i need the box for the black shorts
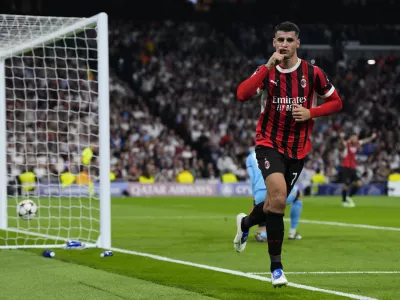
[255,145,304,194]
[340,167,359,185]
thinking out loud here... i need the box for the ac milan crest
[301,78,307,88]
[264,159,270,169]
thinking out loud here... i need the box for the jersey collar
[276,58,302,73]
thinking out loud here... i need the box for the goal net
[0,13,111,249]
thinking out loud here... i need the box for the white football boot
[271,269,288,288]
[342,196,356,207]
[233,213,249,253]
[288,230,302,240]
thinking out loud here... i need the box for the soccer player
[246,150,303,242]
[234,21,342,287]
[339,132,376,207]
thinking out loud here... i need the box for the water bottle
[100,251,113,257]
[64,240,86,249]
[43,250,55,258]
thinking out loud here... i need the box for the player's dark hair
[274,21,300,37]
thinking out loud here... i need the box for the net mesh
[0,14,100,247]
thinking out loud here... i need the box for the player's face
[350,135,358,144]
[273,31,300,60]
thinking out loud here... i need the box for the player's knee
[355,180,362,187]
[265,193,287,213]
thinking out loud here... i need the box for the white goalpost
[0,13,111,249]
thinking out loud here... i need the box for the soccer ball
[17,199,37,220]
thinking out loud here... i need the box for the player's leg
[286,186,303,240]
[254,190,267,242]
[348,169,362,204]
[234,146,288,286]
[341,168,354,207]
[255,225,267,242]
[342,183,349,203]
[234,195,266,252]
[350,181,361,195]
[239,201,265,234]
[254,147,289,286]
[263,172,288,287]
[289,200,302,238]
[255,185,303,241]
[284,159,304,237]
[235,186,269,251]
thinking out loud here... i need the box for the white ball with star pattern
[17,199,37,220]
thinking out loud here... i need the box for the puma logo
[270,80,279,86]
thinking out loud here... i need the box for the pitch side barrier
[33,182,388,197]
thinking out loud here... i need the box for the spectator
[7,20,400,185]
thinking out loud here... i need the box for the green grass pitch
[1,195,400,299]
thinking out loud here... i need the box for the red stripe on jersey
[283,72,295,158]
[285,68,298,157]
[259,68,277,142]
[268,67,281,150]
[302,62,310,107]
[301,62,312,151]
[276,72,286,142]
[342,141,359,169]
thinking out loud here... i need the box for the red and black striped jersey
[252,59,336,159]
[342,141,360,169]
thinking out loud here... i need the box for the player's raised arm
[236,52,284,102]
[309,66,343,118]
[339,132,348,148]
[360,132,377,146]
[236,65,269,102]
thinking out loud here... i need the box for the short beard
[283,53,293,60]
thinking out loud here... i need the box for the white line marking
[250,271,400,275]
[126,216,400,232]
[121,216,227,220]
[292,219,400,232]
[110,247,376,300]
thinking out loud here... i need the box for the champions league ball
[17,199,37,220]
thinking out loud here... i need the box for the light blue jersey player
[246,150,303,241]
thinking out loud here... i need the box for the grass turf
[1,196,399,299]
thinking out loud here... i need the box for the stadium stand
[109,21,400,184]
[5,16,400,185]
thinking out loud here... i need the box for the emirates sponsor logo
[272,96,307,104]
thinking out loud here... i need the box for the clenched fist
[265,52,285,70]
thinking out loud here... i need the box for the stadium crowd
[5,20,400,187]
[109,21,400,184]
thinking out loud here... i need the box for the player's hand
[339,132,345,139]
[265,52,284,69]
[371,133,377,140]
[292,104,311,122]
